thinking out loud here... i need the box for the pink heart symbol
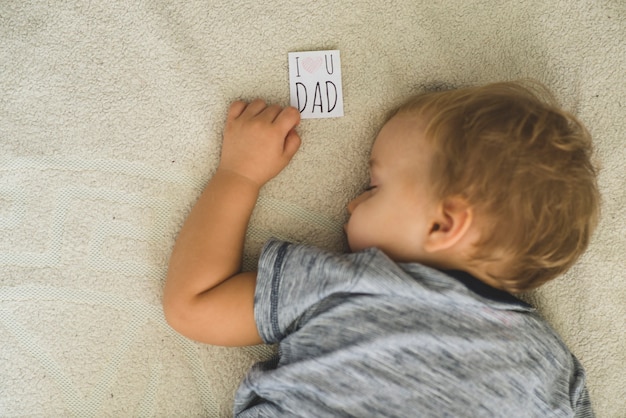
[302,56,323,74]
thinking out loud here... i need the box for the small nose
[347,192,367,214]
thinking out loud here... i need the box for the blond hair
[395,81,600,293]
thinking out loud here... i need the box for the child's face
[345,115,441,262]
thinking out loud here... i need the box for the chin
[345,237,367,254]
[345,228,378,254]
[346,242,362,253]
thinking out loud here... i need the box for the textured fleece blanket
[1,1,624,416]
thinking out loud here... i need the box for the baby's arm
[163,100,301,346]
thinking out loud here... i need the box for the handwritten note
[288,50,344,119]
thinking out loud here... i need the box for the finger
[283,129,301,160]
[274,106,301,133]
[241,99,267,118]
[259,104,283,123]
[227,101,248,121]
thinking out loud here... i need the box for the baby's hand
[218,99,301,188]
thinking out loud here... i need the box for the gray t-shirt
[234,239,593,417]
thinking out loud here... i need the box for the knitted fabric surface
[1,1,624,416]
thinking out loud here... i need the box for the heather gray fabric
[234,240,593,417]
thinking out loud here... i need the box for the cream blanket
[1,1,624,416]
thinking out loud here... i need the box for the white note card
[288,50,343,119]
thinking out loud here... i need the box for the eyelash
[365,185,377,192]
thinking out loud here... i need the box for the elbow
[162,293,188,336]
[163,297,203,342]
[162,288,216,344]
[162,280,197,339]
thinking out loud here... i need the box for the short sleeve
[571,356,595,417]
[253,239,377,344]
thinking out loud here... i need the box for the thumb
[283,129,301,161]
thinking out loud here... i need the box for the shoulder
[258,239,400,291]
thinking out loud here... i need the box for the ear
[423,196,473,253]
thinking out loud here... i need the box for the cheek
[345,202,377,252]
[345,208,363,250]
